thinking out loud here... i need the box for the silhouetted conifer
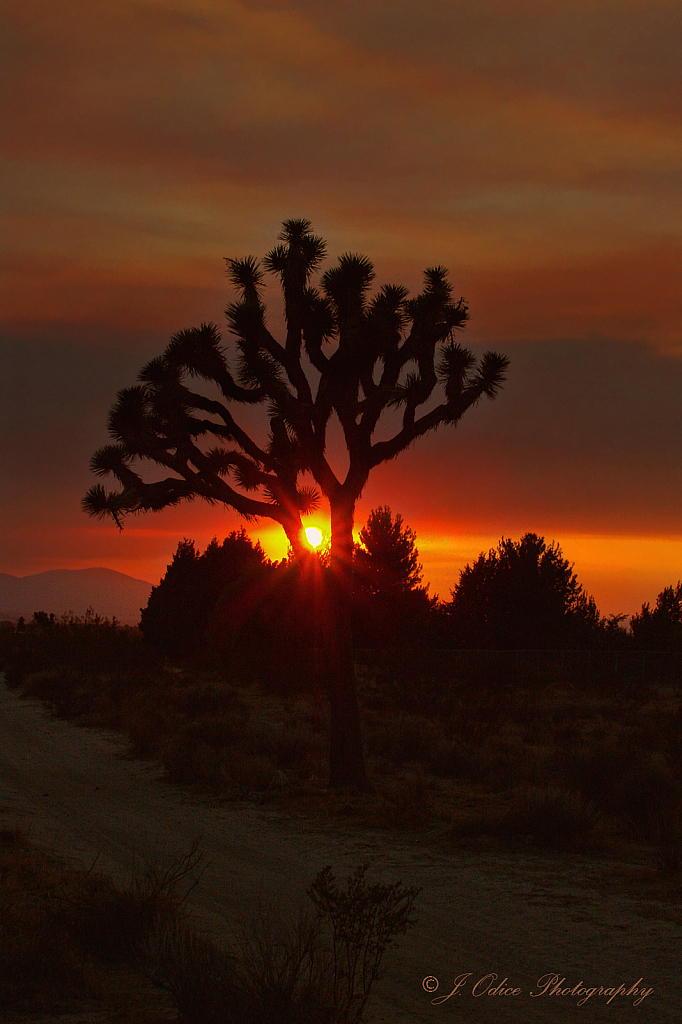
[630,582,682,651]
[353,507,436,647]
[140,530,269,662]
[446,533,601,649]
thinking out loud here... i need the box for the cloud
[6,0,680,192]
[2,0,680,613]
[466,240,682,349]
[5,0,679,294]
[283,0,682,124]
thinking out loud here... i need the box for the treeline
[137,510,682,669]
[0,607,147,683]
[136,510,437,689]
[2,511,680,691]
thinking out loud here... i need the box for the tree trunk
[327,497,369,789]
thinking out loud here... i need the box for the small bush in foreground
[2,831,417,1023]
[148,861,420,1024]
[307,862,420,1021]
[149,907,334,1024]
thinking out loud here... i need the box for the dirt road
[0,681,679,1023]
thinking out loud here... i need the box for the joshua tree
[83,218,509,787]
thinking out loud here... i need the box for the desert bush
[366,713,443,767]
[0,831,204,1015]
[620,761,681,843]
[122,699,178,760]
[148,862,420,1024]
[656,820,682,876]
[274,722,322,770]
[3,610,151,686]
[226,751,278,793]
[503,785,598,848]
[245,719,315,765]
[146,916,241,1022]
[148,906,335,1024]
[177,681,248,721]
[231,903,336,1023]
[443,684,517,744]
[18,664,179,726]
[307,862,420,1021]
[424,728,529,790]
[376,771,433,827]
[664,704,682,779]
[424,736,480,779]
[14,657,325,795]
[0,844,93,1011]
[559,737,682,843]
[161,714,323,793]
[20,667,115,720]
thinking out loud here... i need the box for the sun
[305,527,323,548]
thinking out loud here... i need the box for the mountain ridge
[0,568,154,626]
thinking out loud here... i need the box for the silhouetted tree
[355,506,424,596]
[630,582,682,651]
[353,507,435,647]
[598,613,630,649]
[83,218,508,787]
[446,533,601,649]
[208,555,328,695]
[140,529,270,661]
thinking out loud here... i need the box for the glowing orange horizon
[4,521,678,623]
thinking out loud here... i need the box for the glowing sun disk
[305,527,323,548]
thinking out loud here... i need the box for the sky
[2,0,681,618]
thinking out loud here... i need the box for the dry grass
[0,826,184,1020]
[499,785,599,850]
[18,667,328,797]
[143,861,419,1024]
[1,821,419,1024]
[11,657,682,876]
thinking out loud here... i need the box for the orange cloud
[5,0,680,341]
[467,240,682,350]
[1,252,225,335]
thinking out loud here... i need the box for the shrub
[3,611,150,686]
[366,713,443,767]
[307,862,420,1022]
[503,785,598,848]
[147,862,420,1024]
[377,771,433,827]
[559,738,682,843]
[0,832,204,1015]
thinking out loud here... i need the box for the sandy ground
[0,681,680,1024]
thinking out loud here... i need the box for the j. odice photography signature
[422,972,653,1007]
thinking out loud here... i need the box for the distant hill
[0,568,153,626]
